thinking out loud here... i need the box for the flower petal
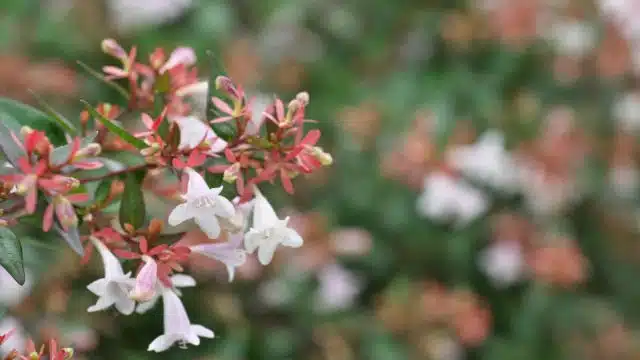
[257,240,278,265]
[136,295,159,314]
[252,191,279,230]
[282,227,303,248]
[194,214,221,239]
[171,274,196,288]
[243,230,261,254]
[168,203,191,226]
[185,167,211,196]
[87,295,115,312]
[87,278,108,296]
[148,334,176,353]
[191,325,215,338]
[212,192,235,218]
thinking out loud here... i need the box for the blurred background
[3,0,640,359]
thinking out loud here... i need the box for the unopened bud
[54,195,78,230]
[0,219,7,227]
[223,163,240,183]
[62,348,74,359]
[310,146,333,166]
[287,99,300,113]
[148,218,163,236]
[101,38,127,62]
[130,255,158,302]
[82,213,94,222]
[295,92,309,106]
[140,142,161,157]
[20,126,34,136]
[149,48,166,70]
[215,76,241,99]
[76,143,102,158]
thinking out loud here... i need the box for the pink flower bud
[54,195,78,231]
[215,76,241,99]
[101,39,127,62]
[295,91,309,106]
[149,48,167,70]
[75,143,102,158]
[159,47,196,74]
[130,256,158,302]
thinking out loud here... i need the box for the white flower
[159,47,196,74]
[107,0,193,33]
[147,286,214,352]
[190,232,247,282]
[547,19,596,57]
[173,116,227,154]
[478,241,525,288]
[86,237,135,315]
[244,189,303,265]
[609,165,640,199]
[314,262,361,313]
[446,130,519,192]
[0,265,33,307]
[416,172,489,226]
[0,316,27,357]
[613,92,640,133]
[168,168,236,239]
[136,274,196,314]
[130,256,158,302]
[176,81,209,118]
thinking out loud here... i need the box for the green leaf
[54,223,84,255]
[81,101,147,150]
[119,170,147,230]
[0,227,25,285]
[76,61,129,100]
[94,179,112,206]
[29,90,78,135]
[0,116,23,166]
[0,97,66,143]
[49,131,98,166]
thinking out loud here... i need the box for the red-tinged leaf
[224,148,236,162]
[139,237,148,254]
[148,244,169,256]
[141,113,154,129]
[73,160,104,170]
[81,245,93,265]
[67,193,90,203]
[172,157,187,169]
[43,203,54,232]
[280,169,294,194]
[299,129,321,146]
[275,99,285,121]
[212,97,233,115]
[113,249,140,259]
[207,164,229,173]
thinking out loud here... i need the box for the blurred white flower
[609,165,639,199]
[599,0,640,40]
[159,47,196,74]
[136,274,196,314]
[314,262,362,313]
[0,316,27,356]
[613,92,640,133]
[547,19,596,57]
[446,130,519,192]
[130,256,158,302]
[173,116,228,154]
[517,163,578,216]
[416,172,489,226]
[244,189,303,265]
[86,237,135,315]
[478,240,525,288]
[168,168,236,239]
[147,287,214,352]
[426,334,464,360]
[107,0,194,33]
[0,266,33,307]
[190,232,247,282]
[329,228,372,256]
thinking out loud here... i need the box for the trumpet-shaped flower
[86,237,135,315]
[129,256,158,302]
[173,116,227,154]
[136,274,196,314]
[190,232,247,282]
[168,168,236,239]
[244,189,303,265]
[147,286,214,352]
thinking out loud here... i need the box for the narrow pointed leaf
[119,169,147,230]
[76,61,129,100]
[54,223,84,255]
[0,117,23,166]
[0,227,25,285]
[29,90,78,135]
[81,101,147,149]
[0,97,66,144]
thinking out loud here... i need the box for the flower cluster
[0,39,332,353]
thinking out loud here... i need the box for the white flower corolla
[168,168,236,239]
[136,274,196,314]
[0,316,27,357]
[159,47,196,74]
[609,165,640,199]
[107,0,193,33]
[147,286,214,352]
[173,116,227,154]
[478,241,525,288]
[244,189,303,265]
[314,262,362,313]
[547,19,596,57]
[86,237,135,315]
[613,92,640,133]
[446,130,519,192]
[416,172,489,226]
[130,256,158,302]
[0,265,33,307]
[190,232,247,282]
[176,81,209,118]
